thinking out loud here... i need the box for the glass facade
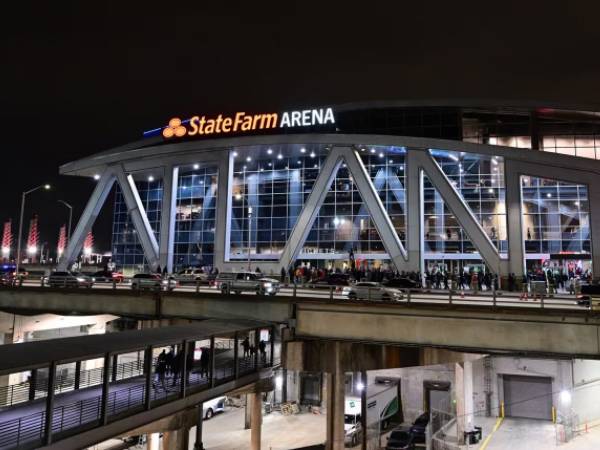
[107,139,594,275]
[174,165,218,270]
[521,176,590,255]
[111,179,163,273]
[229,144,406,262]
[425,150,507,255]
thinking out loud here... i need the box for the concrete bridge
[0,287,599,359]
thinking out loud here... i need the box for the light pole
[247,206,253,271]
[16,184,50,276]
[57,200,73,246]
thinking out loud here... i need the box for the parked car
[216,272,280,295]
[92,270,124,283]
[312,273,351,287]
[173,268,210,285]
[203,396,226,419]
[131,273,176,291]
[48,271,94,288]
[383,277,418,289]
[577,284,600,308]
[386,426,415,450]
[342,282,403,301]
[409,412,430,444]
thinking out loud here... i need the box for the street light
[16,184,50,275]
[57,200,73,247]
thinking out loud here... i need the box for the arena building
[57,101,600,281]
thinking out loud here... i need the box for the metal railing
[0,345,275,450]
[4,276,587,314]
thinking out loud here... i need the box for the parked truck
[344,378,400,446]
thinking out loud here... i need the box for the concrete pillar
[250,391,262,450]
[464,361,474,432]
[505,159,525,278]
[405,149,423,272]
[161,429,188,450]
[147,432,159,450]
[193,402,204,450]
[455,363,465,444]
[244,393,252,429]
[325,342,346,450]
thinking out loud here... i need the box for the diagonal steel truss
[57,143,600,278]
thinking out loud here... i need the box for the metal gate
[503,375,552,420]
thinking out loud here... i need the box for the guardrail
[0,345,276,450]
[0,275,589,314]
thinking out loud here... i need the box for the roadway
[14,279,587,312]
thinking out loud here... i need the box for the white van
[344,381,399,446]
[203,396,227,419]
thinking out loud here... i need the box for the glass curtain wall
[111,178,163,274]
[173,165,218,271]
[427,150,507,254]
[521,176,591,273]
[228,144,406,266]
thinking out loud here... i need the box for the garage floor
[482,418,600,450]
[200,405,326,450]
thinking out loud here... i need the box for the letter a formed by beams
[57,166,160,272]
[411,149,508,275]
[279,146,409,271]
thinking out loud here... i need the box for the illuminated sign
[161,107,335,139]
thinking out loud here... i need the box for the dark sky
[2,1,600,252]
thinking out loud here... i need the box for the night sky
[2,2,600,252]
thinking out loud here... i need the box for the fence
[430,409,460,450]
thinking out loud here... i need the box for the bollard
[40,277,45,288]
[329,285,334,301]
[406,289,411,304]
[196,279,200,293]
[293,283,297,298]
[448,290,452,304]
[112,279,117,290]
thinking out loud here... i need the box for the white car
[203,396,226,419]
[342,282,403,301]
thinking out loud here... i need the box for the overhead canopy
[0,318,269,374]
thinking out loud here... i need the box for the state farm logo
[161,107,334,140]
[162,118,187,138]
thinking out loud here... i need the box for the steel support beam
[413,150,508,275]
[158,165,178,273]
[278,149,344,270]
[214,151,233,271]
[114,167,160,271]
[504,159,525,277]
[100,353,111,425]
[57,169,116,271]
[406,150,423,272]
[43,361,57,446]
[342,147,408,271]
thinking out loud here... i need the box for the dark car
[318,273,351,286]
[383,277,418,289]
[93,270,124,283]
[386,427,415,450]
[577,284,600,307]
[409,412,430,444]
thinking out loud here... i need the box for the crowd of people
[153,336,269,390]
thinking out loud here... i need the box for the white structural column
[342,147,408,270]
[213,151,234,271]
[278,149,345,270]
[158,165,179,273]
[504,159,525,276]
[114,166,160,271]
[405,150,423,272]
[413,150,508,275]
[57,168,116,271]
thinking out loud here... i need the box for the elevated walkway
[0,319,276,450]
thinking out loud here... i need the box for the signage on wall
[159,107,335,139]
